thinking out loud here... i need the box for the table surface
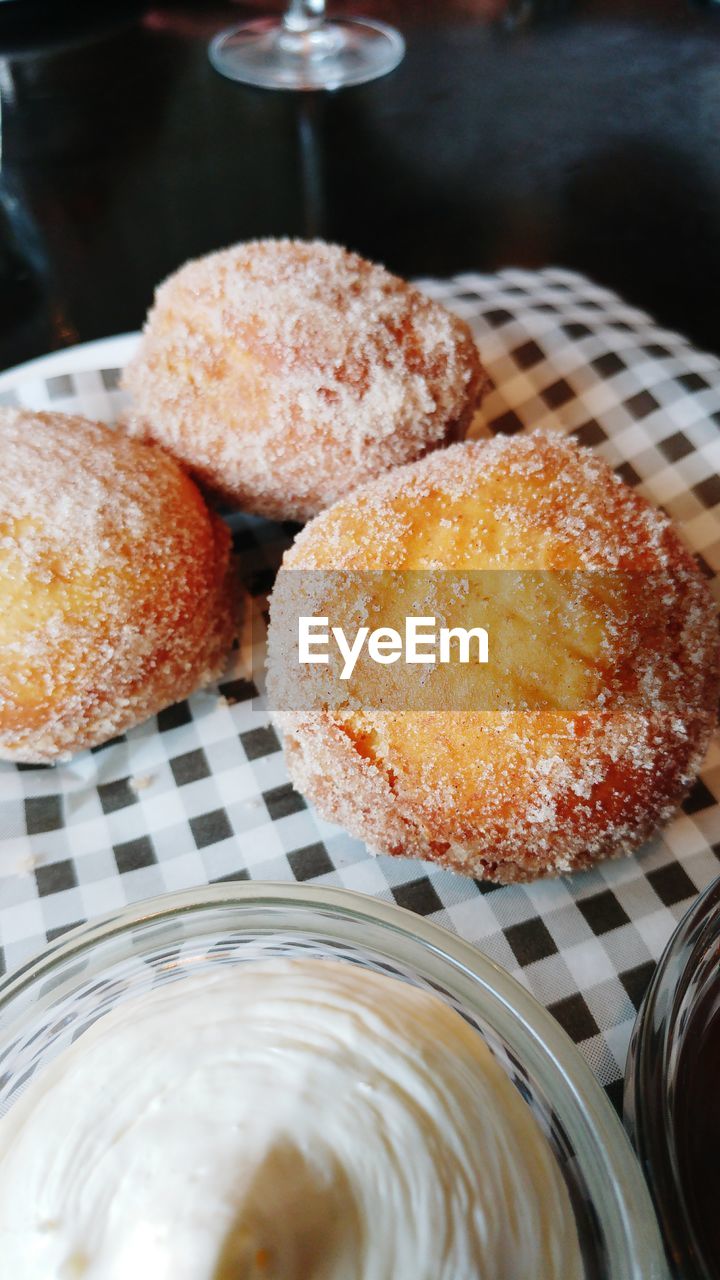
[2,0,720,372]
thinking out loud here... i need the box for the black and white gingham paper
[2,268,720,1112]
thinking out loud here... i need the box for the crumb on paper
[129,774,154,793]
[15,852,45,875]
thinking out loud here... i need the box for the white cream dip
[0,958,582,1279]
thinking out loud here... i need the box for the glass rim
[0,881,668,1279]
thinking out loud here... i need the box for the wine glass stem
[283,0,327,34]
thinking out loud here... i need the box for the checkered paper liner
[2,267,720,1113]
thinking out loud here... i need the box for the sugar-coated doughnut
[0,409,235,763]
[270,431,719,883]
[122,239,487,522]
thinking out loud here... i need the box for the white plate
[0,333,140,393]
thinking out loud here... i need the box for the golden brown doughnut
[0,409,236,763]
[122,239,487,522]
[269,431,719,883]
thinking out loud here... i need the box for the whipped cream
[0,958,582,1279]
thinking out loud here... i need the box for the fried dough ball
[269,431,719,883]
[0,409,236,763]
[122,239,487,522]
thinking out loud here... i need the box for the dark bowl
[625,875,720,1280]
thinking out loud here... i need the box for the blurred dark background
[1,0,720,369]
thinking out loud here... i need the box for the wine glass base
[209,17,405,91]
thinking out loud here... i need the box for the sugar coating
[0,409,236,763]
[272,431,720,884]
[122,239,488,522]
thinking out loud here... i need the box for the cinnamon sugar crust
[271,431,720,883]
[0,409,236,763]
[122,239,487,521]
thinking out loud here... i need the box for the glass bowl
[625,874,720,1279]
[0,882,666,1278]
